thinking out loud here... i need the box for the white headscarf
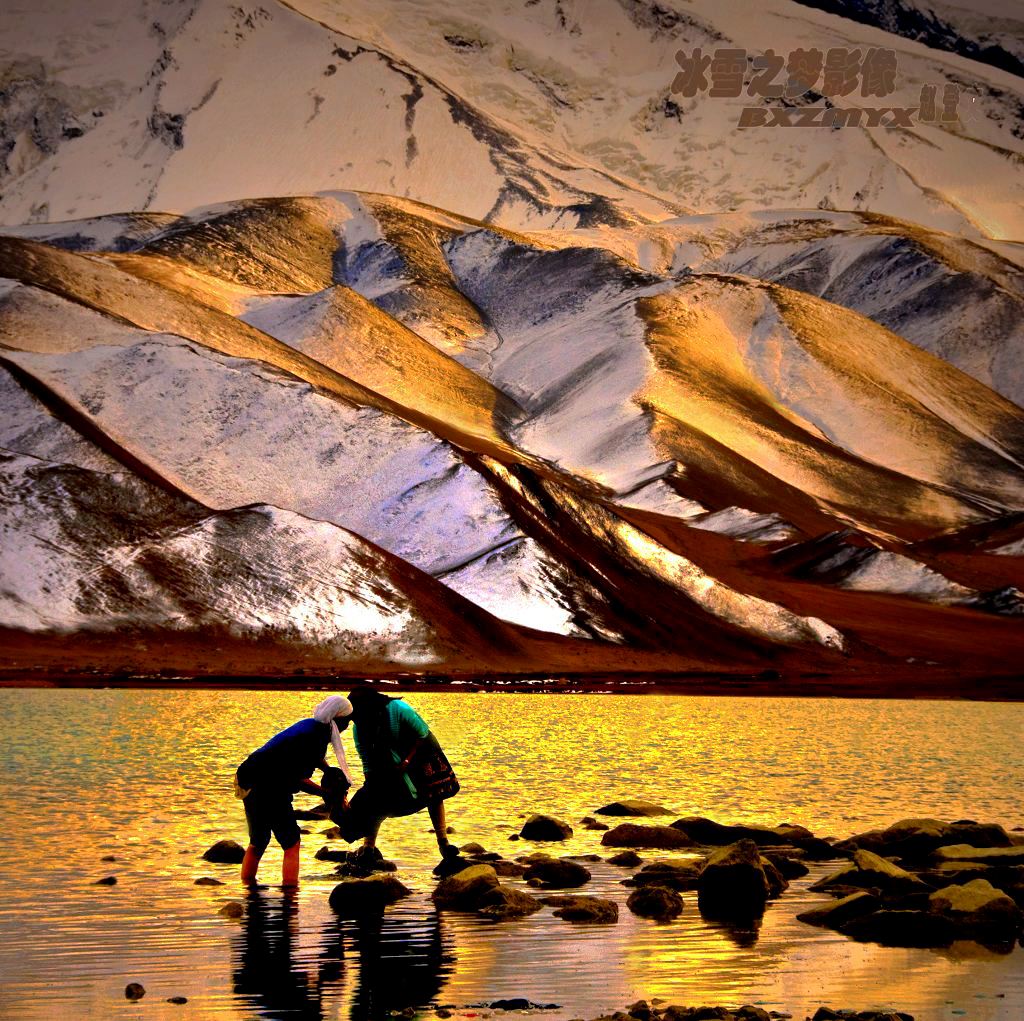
[313,695,353,783]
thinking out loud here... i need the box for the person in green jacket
[338,689,460,865]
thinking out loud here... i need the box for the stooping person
[235,695,354,887]
[333,689,460,867]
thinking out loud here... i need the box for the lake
[0,689,1021,1020]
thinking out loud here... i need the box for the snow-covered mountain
[1,0,1022,235]
[0,1,1021,680]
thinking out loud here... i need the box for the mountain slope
[2,0,1021,236]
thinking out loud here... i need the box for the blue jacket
[237,718,329,793]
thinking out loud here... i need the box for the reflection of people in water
[335,690,460,866]
[231,892,453,1021]
[322,909,453,1021]
[235,696,354,887]
[233,892,329,1020]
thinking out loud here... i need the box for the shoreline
[3,671,1023,700]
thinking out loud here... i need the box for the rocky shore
[298,805,1024,953]
[183,805,1024,1018]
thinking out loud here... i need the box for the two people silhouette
[235,691,459,887]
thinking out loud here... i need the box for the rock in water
[626,886,684,920]
[601,824,695,849]
[491,860,528,878]
[202,839,246,864]
[124,983,146,1001]
[851,849,928,893]
[219,901,244,918]
[433,855,474,878]
[550,895,619,923]
[797,891,880,928]
[596,800,672,817]
[475,886,543,920]
[697,840,772,917]
[523,858,591,889]
[811,849,927,895]
[928,878,1023,943]
[328,875,412,917]
[315,846,398,874]
[761,851,810,879]
[94,876,117,886]
[194,876,224,886]
[840,909,958,947]
[932,844,1024,867]
[626,860,703,891]
[607,850,643,867]
[760,855,789,898]
[839,819,1012,859]
[519,815,573,841]
[432,864,500,910]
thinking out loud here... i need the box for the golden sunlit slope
[242,283,524,439]
[0,234,524,465]
[638,276,1024,541]
[531,209,1024,408]
[3,193,1024,682]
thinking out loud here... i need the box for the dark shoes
[432,841,469,878]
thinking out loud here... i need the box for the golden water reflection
[0,690,1021,1020]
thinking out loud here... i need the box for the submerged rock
[475,885,543,920]
[625,859,703,891]
[608,850,643,867]
[194,876,224,886]
[838,818,1011,859]
[627,885,684,920]
[218,901,244,919]
[316,846,398,876]
[932,844,1024,867]
[601,824,695,850]
[524,858,591,889]
[202,839,246,864]
[840,908,958,947]
[811,1010,915,1021]
[520,815,573,841]
[604,1004,910,1021]
[596,800,672,817]
[797,891,880,928]
[328,874,411,917]
[760,851,809,879]
[582,816,610,831]
[549,894,619,923]
[515,851,558,865]
[491,860,528,878]
[670,817,815,847]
